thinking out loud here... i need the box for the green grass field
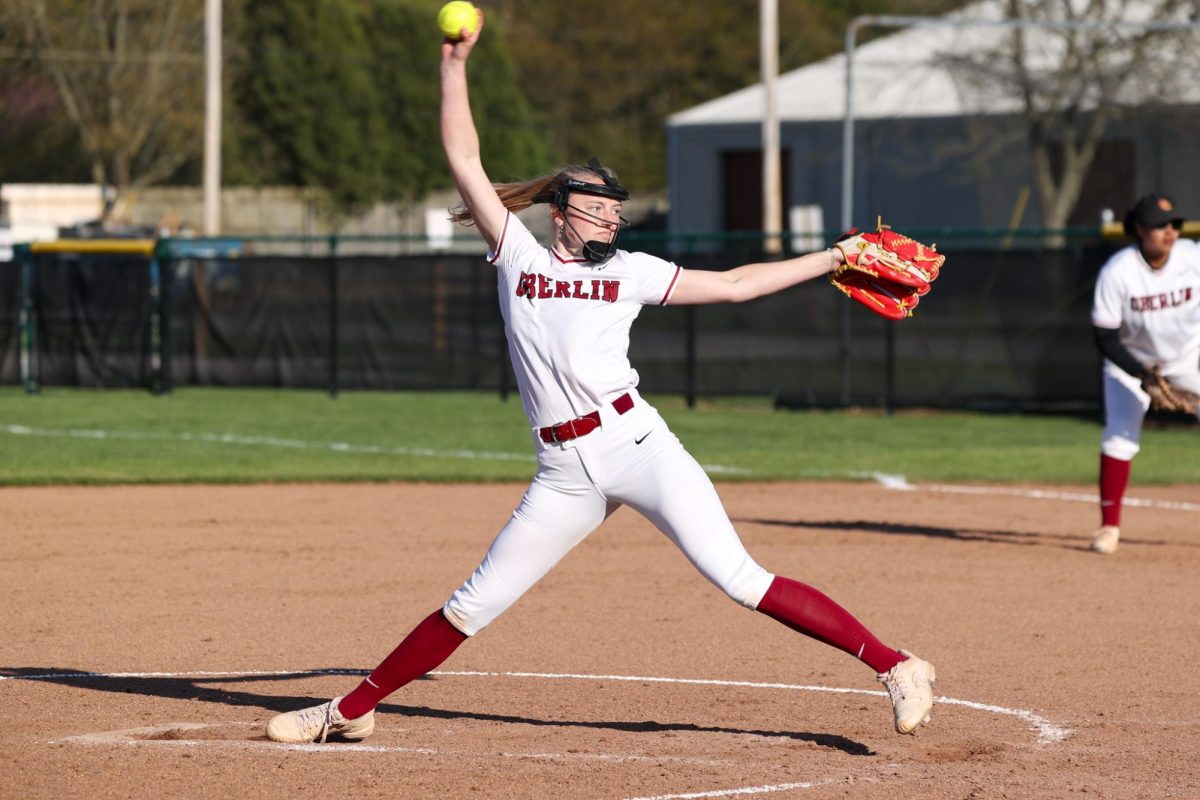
[0,387,1195,486]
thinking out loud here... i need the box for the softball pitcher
[266,7,936,743]
[1089,194,1200,555]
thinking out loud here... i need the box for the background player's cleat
[877,649,936,734]
[1090,525,1120,555]
[265,696,375,743]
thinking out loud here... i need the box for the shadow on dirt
[737,517,1193,550]
[0,667,874,756]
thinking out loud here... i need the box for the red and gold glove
[830,218,946,321]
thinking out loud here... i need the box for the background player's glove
[1141,366,1200,413]
[829,218,946,321]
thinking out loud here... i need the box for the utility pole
[761,0,781,254]
[203,0,222,236]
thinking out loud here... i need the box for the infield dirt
[2,481,1198,799]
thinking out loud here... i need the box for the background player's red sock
[1099,454,1131,527]
[337,609,467,720]
[756,576,903,674]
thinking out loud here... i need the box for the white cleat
[1090,525,1120,555]
[878,650,936,735]
[265,696,374,744]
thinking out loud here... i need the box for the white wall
[0,183,106,243]
[0,184,664,253]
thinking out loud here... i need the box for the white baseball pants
[443,393,774,636]
[1101,359,1200,461]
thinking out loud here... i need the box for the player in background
[1089,194,1200,555]
[265,7,936,743]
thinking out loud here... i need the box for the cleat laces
[294,701,335,743]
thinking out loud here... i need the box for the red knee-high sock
[755,576,903,674]
[1099,454,1131,527]
[337,609,467,720]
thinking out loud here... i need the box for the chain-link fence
[2,229,1133,412]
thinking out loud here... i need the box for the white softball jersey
[489,212,681,432]
[1092,237,1200,376]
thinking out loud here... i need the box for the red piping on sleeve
[659,265,682,306]
[488,212,511,265]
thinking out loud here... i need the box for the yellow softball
[438,1,478,40]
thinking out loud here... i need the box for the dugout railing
[2,226,1183,412]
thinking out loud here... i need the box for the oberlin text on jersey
[515,271,621,303]
[1129,286,1194,312]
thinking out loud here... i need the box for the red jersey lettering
[513,272,621,304]
[1130,286,1196,312]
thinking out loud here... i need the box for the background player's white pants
[444,395,774,636]
[1101,358,1200,461]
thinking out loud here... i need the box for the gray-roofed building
[665,0,1200,243]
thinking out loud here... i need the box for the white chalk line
[438,671,1070,746]
[6,423,1196,487]
[51,722,893,800]
[623,779,834,800]
[58,722,881,799]
[0,423,534,463]
[3,667,1070,745]
[0,423,747,475]
[54,722,730,766]
[862,471,1200,513]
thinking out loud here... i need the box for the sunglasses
[1152,220,1183,231]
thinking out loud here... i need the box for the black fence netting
[166,255,506,391]
[0,255,17,385]
[13,252,154,389]
[3,240,1118,411]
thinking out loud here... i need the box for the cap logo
[1158,198,1173,212]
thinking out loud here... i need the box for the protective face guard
[537,157,630,263]
[563,200,630,263]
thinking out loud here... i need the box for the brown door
[722,149,793,231]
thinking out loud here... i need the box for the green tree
[224,0,546,212]
[359,0,548,201]
[228,0,387,214]
[0,0,968,205]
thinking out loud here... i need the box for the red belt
[539,393,634,444]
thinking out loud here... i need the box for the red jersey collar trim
[550,246,612,269]
[552,250,591,265]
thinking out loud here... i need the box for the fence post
[148,248,165,395]
[16,244,38,395]
[328,234,339,398]
[161,247,173,394]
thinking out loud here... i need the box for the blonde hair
[449,163,621,227]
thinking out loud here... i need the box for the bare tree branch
[9,0,205,224]
[944,0,1200,239]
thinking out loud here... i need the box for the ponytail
[448,163,621,227]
